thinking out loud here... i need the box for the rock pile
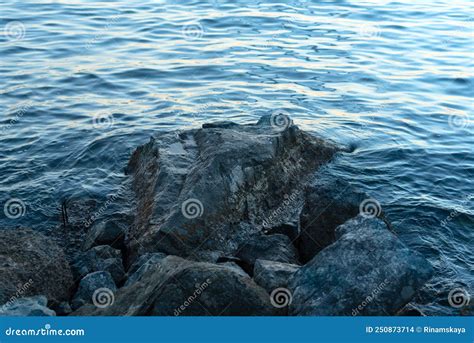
[0,115,434,316]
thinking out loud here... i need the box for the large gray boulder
[235,233,299,274]
[0,295,56,316]
[124,115,339,262]
[72,256,275,316]
[0,228,74,305]
[150,261,275,316]
[298,175,371,262]
[72,271,117,310]
[125,253,167,286]
[289,215,434,316]
[254,259,300,293]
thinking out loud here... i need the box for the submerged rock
[124,115,339,262]
[289,215,434,316]
[0,228,74,305]
[72,256,275,316]
[0,295,56,316]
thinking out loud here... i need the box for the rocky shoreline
[0,114,435,316]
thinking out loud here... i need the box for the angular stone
[263,220,300,241]
[71,271,117,310]
[127,252,167,276]
[125,253,167,286]
[289,216,434,316]
[96,258,125,286]
[0,228,74,305]
[71,245,124,285]
[72,256,275,316]
[235,233,299,274]
[253,259,300,293]
[124,115,339,262]
[82,220,126,250]
[298,175,370,262]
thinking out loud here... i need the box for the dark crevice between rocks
[216,256,253,277]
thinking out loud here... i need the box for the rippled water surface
[1,0,473,315]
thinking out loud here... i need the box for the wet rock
[396,303,424,316]
[0,228,74,305]
[125,253,167,286]
[0,296,55,316]
[82,220,126,250]
[72,256,275,316]
[289,215,434,316]
[71,271,117,310]
[97,258,126,286]
[150,261,274,316]
[125,115,339,262]
[71,245,124,285]
[53,301,73,316]
[263,220,300,241]
[254,259,300,293]
[235,233,299,275]
[298,175,370,262]
[127,252,167,276]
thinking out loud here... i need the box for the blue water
[1,0,472,315]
